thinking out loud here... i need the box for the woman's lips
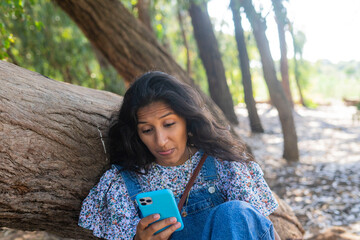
[157,148,175,156]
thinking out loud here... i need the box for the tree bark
[270,193,305,239]
[0,60,119,239]
[177,2,191,75]
[53,0,232,130]
[137,0,154,34]
[242,0,299,162]
[53,0,185,85]
[272,0,294,107]
[230,0,264,133]
[188,0,239,124]
[0,61,303,239]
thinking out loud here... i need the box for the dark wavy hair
[108,71,251,174]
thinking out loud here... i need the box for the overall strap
[113,164,142,201]
[201,155,218,181]
[178,153,208,212]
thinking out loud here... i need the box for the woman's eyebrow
[159,112,174,119]
[137,112,174,124]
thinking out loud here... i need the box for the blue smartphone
[136,189,184,233]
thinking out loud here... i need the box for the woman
[79,71,280,240]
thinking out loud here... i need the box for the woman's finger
[137,214,160,231]
[145,217,179,237]
[153,221,181,240]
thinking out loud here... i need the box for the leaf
[15,0,24,8]
[0,51,9,60]
[8,34,15,43]
[3,38,10,49]
[155,13,162,21]
[35,21,43,30]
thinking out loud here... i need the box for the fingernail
[153,214,160,219]
[175,222,181,228]
[170,217,177,223]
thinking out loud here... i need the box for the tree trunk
[53,0,231,130]
[188,0,239,125]
[137,0,154,34]
[53,0,185,85]
[0,60,119,239]
[177,2,191,75]
[270,193,305,239]
[242,0,299,162]
[271,0,294,107]
[230,0,264,133]
[0,61,303,240]
[289,25,307,107]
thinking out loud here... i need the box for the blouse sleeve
[78,166,140,239]
[218,160,278,216]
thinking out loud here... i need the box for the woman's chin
[155,156,186,167]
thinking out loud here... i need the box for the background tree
[230,0,264,133]
[188,0,239,124]
[272,0,294,107]
[177,1,191,75]
[241,0,299,162]
[289,23,307,107]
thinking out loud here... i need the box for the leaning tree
[52,0,232,129]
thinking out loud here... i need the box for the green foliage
[309,60,360,100]
[1,0,357,107]
[0,0,125,95]
[0,0,25,59]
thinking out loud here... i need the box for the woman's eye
[142,128,152,134]
[164,122,175,127]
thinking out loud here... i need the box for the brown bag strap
[177,153,208,212]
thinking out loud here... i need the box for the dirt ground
[234,102,360,238]
[1,102,359,239]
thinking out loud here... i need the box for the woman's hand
[134,214,181,240]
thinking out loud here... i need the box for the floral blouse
[78,150,278,239]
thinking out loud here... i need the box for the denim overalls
[115,154,274,240]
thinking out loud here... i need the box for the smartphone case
[136,189,184,232]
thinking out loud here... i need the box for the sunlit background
[209,0,360,62]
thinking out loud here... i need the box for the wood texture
[270,193,305,239]
[0,60,120,238]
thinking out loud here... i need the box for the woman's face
[137,101,189,166]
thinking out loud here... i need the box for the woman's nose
[155,130,168,146]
